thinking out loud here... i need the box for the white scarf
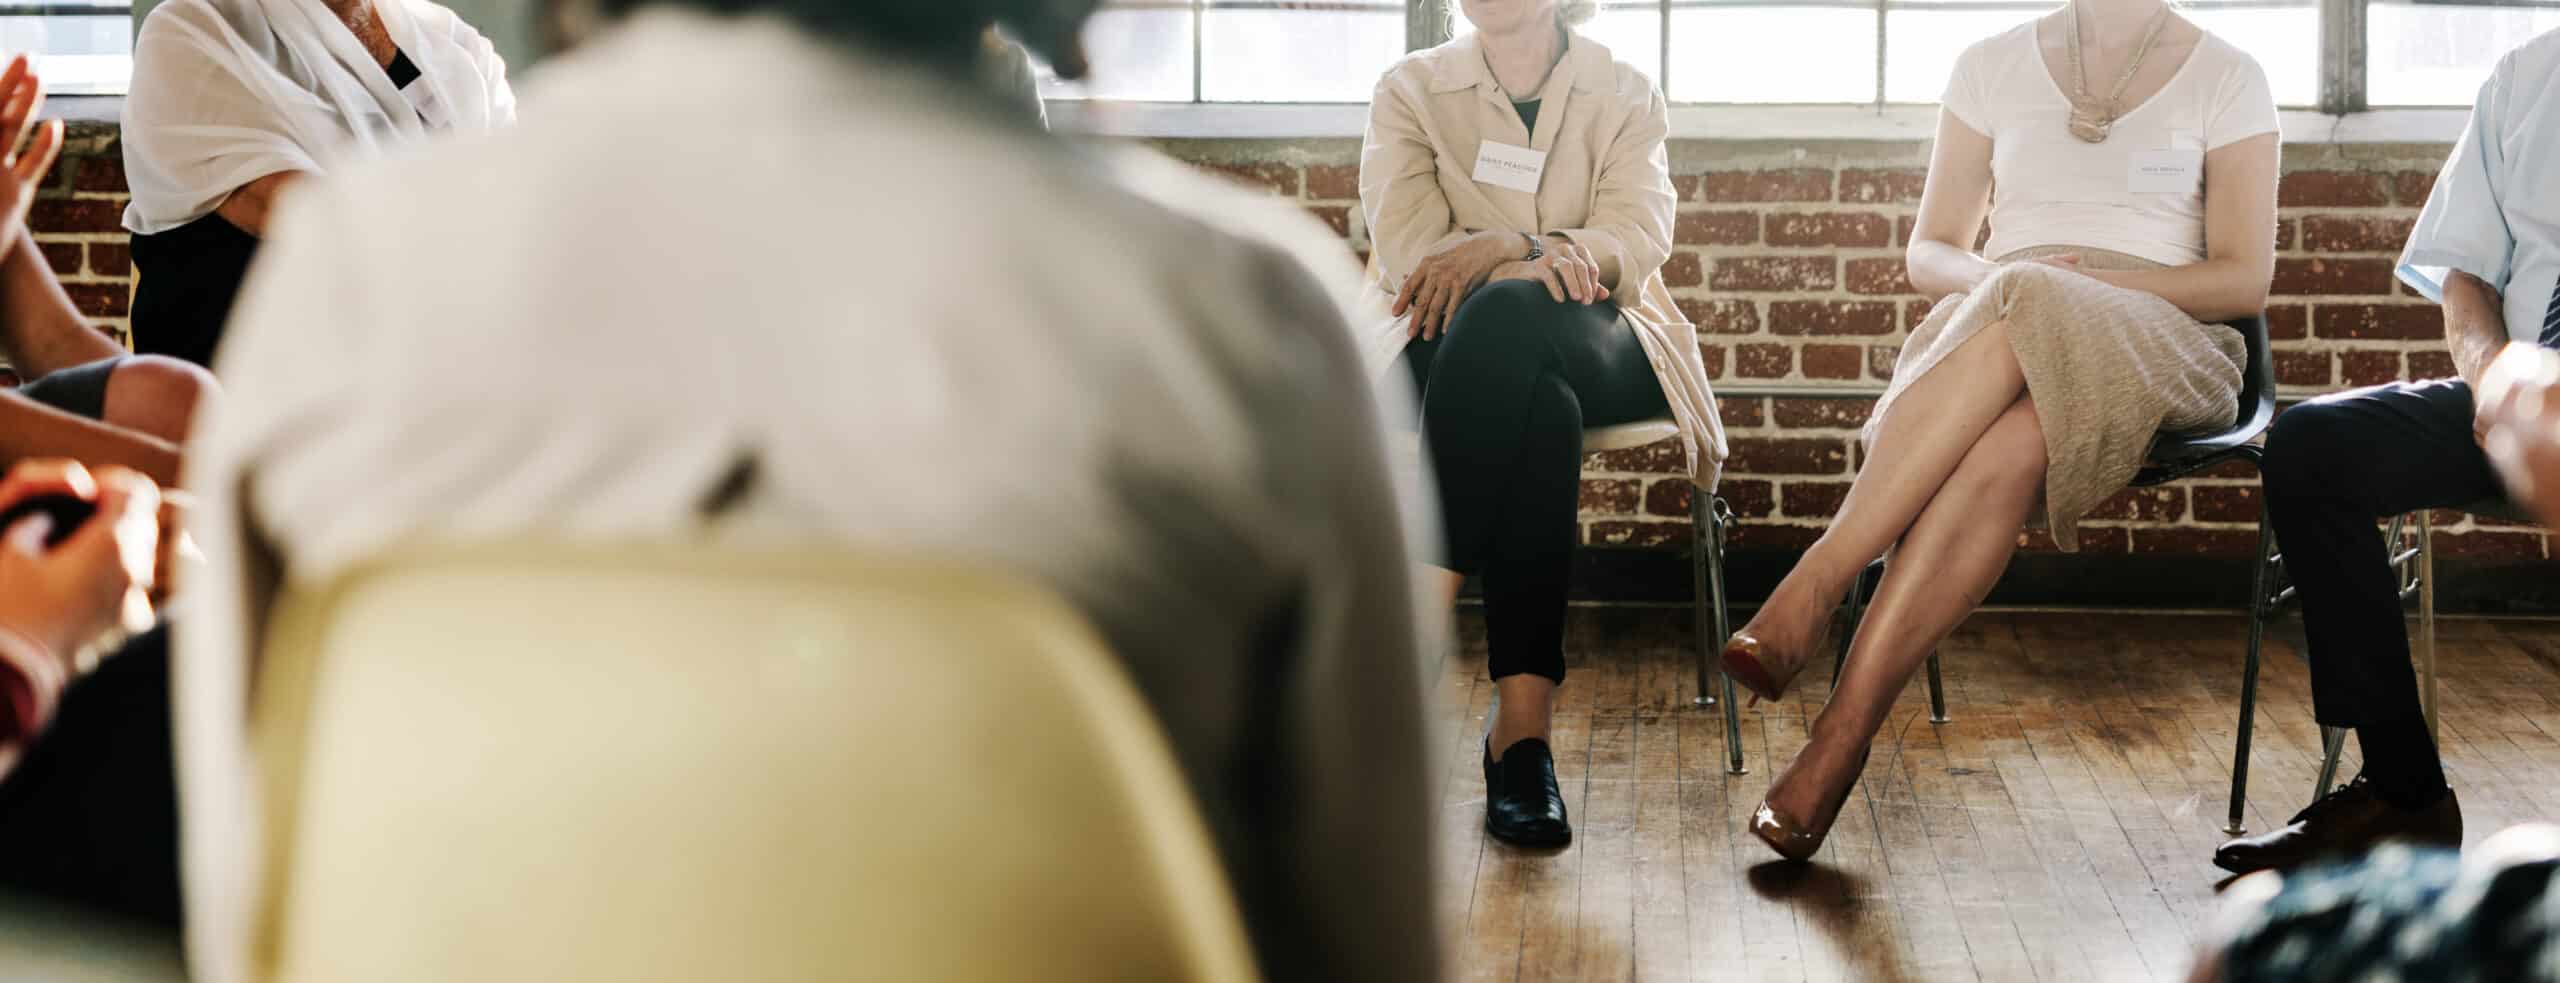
[121,0,515,235]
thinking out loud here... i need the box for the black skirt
[128,212,259,369]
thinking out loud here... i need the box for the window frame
[1062,0,2510,115]
[40,0,2542,109]
[3,0,135,97]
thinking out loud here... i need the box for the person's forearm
[2442,270,2512,389]
[0,229,119,377]
[0,393,180,486]
[213,171,304,238]
[1906,239,1998,301]
[2078,257,2272,324]
[0,630,57,781]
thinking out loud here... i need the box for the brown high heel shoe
[1749,745,1873,863]
[1720,629,1827,704]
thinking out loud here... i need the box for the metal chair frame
[1695,494,1746,774]
[2284,500,2536,810]
[1581,419,1747,774]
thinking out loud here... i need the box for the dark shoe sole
[1488,818,1572,849]
[2211,828,2460,876]
[2211,849,2272,876]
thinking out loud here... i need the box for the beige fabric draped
[1871,247,2247,551]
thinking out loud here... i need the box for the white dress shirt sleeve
[2400,54,2518,302]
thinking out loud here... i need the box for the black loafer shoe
[1485,738,1572,848]
[2213,776,2463,875]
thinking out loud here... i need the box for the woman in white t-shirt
[1719,0,2278,861]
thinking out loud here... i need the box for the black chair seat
[2133,315,2277,488]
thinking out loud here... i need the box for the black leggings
[1403,281,1668,683]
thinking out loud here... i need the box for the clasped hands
[0,460,188,689]
[1392,230,1611,340]
[2477,344,2560,521]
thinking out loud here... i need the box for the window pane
[2368,2,2560,106]
[1580,5,1664,91]
[1882,8,2037,103]
[1669,7,1877,103]
[1041,7,1194,101]
[0,15,130,96]
[1202,9,1404,102]
[2183,5,2318,107]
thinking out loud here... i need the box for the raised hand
[0,55,62,243]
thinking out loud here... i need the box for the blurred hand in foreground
[2478,344,2560,523]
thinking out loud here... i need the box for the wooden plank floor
[1434,608,2560,983]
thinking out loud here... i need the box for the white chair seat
[1583,418,1681,454]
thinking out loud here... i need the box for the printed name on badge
[2128,150,2203,194]
[1473,141,1548,195]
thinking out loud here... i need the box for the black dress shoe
[1485,738,1571,848]
[2213,775,2463,875]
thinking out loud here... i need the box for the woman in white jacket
[1360,0,1722,848]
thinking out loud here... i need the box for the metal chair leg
[1722,663,1745,776]
[1696,495,1746,775]
[2314,726,2347,800]
[1690,492,1718,710]
[1926,652,1949,724]
[2419,510,2439,742]
[2228,509,2275,837]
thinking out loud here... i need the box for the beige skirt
[1866,246,2247,552]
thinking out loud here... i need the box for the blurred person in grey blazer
[175,3,1443,982]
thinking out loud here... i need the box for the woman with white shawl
[121,0,515,367]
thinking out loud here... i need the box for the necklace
[2064,1,2172,143]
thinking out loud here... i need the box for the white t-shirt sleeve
[2399,55,2515,300]
[2204,47,2281,150]
[1940,39,1993,135]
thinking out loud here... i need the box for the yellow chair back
[248,546,1260,983]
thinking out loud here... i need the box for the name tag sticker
[1473,140,1548,194]
[2129,150,2203,193]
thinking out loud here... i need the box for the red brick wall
[30,124,134,358]
[25,126,2542,561]
[1169,136,2554,562]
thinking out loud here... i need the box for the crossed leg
[1762,395,2049,823]
[1733,318,2028,672]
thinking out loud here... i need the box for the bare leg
[1732,319,2029,670]
[1764,397,2047,823]
[1422,565,1464,611]
[0,229,120,376]
[1488,675,1556,757]
[101,356,215,445]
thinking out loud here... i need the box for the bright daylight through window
[4,1,129,96]
[1043,0,2554,111]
